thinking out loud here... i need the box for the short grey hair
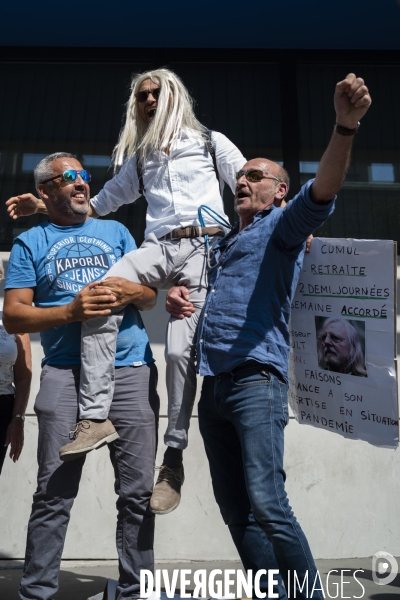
[34,152,75,191]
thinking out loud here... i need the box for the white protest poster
[288,238,399,449]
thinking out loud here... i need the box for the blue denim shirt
[196,180,335,380]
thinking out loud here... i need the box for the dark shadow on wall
[0,564,115,600]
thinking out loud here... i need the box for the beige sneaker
[149,464,184,515]
[59,419,119,462]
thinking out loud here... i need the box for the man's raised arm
[311,73,372,204]
[6,194,99,219]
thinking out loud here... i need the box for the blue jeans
[198,365,323,600]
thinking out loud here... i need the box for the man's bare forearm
[10,197,98,218]
[311,73,371,204]
[96,277,157,311]
[3,300,74,334]
[127,283,157,311]
[311,131,354,203]
[36,198,48,214]
[4,287,155,335]
[3,286,117,334]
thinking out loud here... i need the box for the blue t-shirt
[5,218,153,367]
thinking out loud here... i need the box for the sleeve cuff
[4,281,37,290]
[302,178,336,211]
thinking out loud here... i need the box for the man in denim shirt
[167,74,372,599]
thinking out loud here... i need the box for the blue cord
[198,205,232,269]
[198,205,232,230]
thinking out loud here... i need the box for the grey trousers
[80,233,221,449]
[19,363,159,600]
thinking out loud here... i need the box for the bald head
[234,158,289,231]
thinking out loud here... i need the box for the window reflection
[368,163,395,183]
[300,161,319,174]
[82,155,111,168]
[22,153,47,172]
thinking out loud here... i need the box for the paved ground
[1,558,400,599]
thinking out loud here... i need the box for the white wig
[113,68,206,168]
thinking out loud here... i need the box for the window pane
[0,61,282,247]
[297,64,400,245]
[0,62,151,249]
[170,63,282,223]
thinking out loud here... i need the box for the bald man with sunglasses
[166,74,372,599]
[3,153,160,600]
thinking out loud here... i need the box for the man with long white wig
[6,67,246,514]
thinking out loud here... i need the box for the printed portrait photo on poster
[315,316,367,377]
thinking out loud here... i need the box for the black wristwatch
[12,414,25,422]
[334,122,360,136]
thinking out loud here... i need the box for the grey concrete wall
[1,251,399,561]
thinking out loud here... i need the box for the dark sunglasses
[41,169,92,184]
[135,88,161,103]
[235,169,280,184]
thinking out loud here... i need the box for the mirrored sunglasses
[41,169,92,184]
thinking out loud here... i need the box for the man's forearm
[129,283,157,311]
[3,302,73,334]
[36,198,48,214]
[4,285,117,334]
[96,278,157,311]
[311,73,372,204]
[311,130,354,204]
[34,199,98,218]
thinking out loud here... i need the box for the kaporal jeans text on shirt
[140,568,366,598]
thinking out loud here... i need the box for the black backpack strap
[204,129,220,185]
[136,157,145,195]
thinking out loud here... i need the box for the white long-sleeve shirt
[91,130,246,239]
